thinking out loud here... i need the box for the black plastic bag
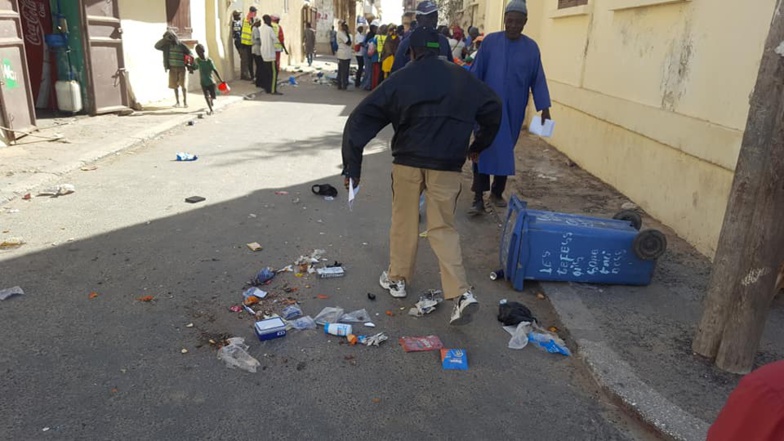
[498,301,536,326]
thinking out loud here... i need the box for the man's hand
[468,152,479,162]
[541,108,551,124]
[344,176,360,190]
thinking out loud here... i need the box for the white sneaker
[379,271,407,298]
[450,292,479,325]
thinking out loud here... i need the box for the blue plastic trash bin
[500,196,666,291]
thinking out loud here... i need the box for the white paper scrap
[348,179,360,211]
[529,116,555,138]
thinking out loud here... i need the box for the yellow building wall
[117,0,170,104]
[479,0,777,257]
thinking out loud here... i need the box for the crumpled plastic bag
[359,332,388,346]
[340,309,370,323]
[314,306,344,325]
[503,322,532,350]
[217,337,261,372]
[291,315,317,330]
[0,286,24,300]
[528,331,571,356]
[498,300,536,326]
[408,290,444,317]
[282,304,303,320]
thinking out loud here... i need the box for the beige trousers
[388,164,471,300]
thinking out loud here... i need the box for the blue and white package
[441,349,469,370]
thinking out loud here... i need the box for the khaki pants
[388,164,470,300]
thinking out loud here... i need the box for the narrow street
[1,79,658,440]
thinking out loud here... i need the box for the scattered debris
[536,174,558,182]
[22,193,31,200]
[314,306,344,325]
[364,322,376,328]
[251,267,276,285]
[243,287,268,299]
[311,184,338,198]
[317,266,345,278]
[490,269,504,281]
[317,294,330,300]
[291,316,317,330]
[367,292,376,300]
[38,184,75,197]
[359,332,388,346]
[246,242,263,252]
[88,292,99,299]
[372,398,382,404]
[0,286,24,300]
[324,323,352,336]
[409,290,444,317]
[399,335,444,352]
[185,196,205,204]
[186,323,194,328]
[80,165,98,171]
[340,309,371,323]
[528,328,571,356]
[419,231,428,238]
[441,349,468,370]
[503,322,532,349]
[0,237,25,249]
[181,348,189,354]
[536,292,546,300]
[385,310,394,317]
[497,299,537,326]
[217,337,261,372]
[275,191,289,195]
[187,121,196,126]
[254,317,287,341]
[548,326,559,333]
[229,305,243,312]
[621,201,638,211]
[137,295,155,302]
[177,152,199,162]
[282,304,303,320]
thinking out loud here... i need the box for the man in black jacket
[342,27,502,325]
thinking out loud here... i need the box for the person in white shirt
[336,22,353,90]
[353,25,366,88]
[251,18,263,88]
[258,14,281,95]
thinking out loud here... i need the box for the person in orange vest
[271,15,286,71]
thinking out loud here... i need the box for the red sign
[19,0,54,102]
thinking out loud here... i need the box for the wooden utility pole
[692,0,784,375]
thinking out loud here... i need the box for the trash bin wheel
[613,210,642,230]
[633,230,667,260]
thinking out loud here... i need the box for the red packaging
[399,335,444,352]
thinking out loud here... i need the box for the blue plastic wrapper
[282,304,303,320]
[441,349,469,370]
[528,332,571,356]
[253,267,276,285]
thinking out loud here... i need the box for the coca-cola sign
[20,0,47,47]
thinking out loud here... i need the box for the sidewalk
[0,59,334,205]
[504,133,784,441]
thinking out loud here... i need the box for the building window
[166,0,192,40]
[558,0,588,8]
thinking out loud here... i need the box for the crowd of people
[231,6,287,95]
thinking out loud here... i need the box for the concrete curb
[0,94,245,205]
[540,282,711,441]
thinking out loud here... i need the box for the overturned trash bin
[500,196,666,291]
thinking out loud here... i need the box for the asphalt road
[0,80,658,440]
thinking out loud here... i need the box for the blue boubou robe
[470,31,551,176]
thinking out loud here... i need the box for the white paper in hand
[348,179,360,211]
[529,116,555,138]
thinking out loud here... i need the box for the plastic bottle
[324,323,352,337]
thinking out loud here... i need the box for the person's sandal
[311,184,338,198]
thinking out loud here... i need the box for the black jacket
[342,56,502,179]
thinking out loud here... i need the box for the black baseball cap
[409,27,440,49]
